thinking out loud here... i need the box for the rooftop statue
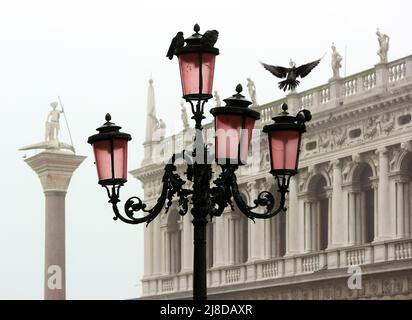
[246,78,258,107]
[331,42,342,80]
[376,28,390,63]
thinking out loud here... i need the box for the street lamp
[87,24,311,300]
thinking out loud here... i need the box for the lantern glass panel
[215,115,256,164]
[93,139,128,182]
[178,52,216,97]
[269,130,300,171]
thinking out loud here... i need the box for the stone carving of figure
[331,43,342,79]
[332,127,347,146]
[45,101,63,143]
[246,78,257,106]
[364,117,379,139]
[319,131,331,151]
[214,91,221,107]
[376,28,390,63]
[379,113,395,135]
[180,101,190,131]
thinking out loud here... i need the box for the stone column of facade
[25,151,85,300]
[331,160,344,247]
[152,218,162,275]
[395,177,409,238]
[370,178,379,242]
[304,199,314,252]
[347,190,357,246]
[247,181,265,261]
[376,147,393,240]
[228,214,236,265]
[285,176,299,255]
[165,230,171,274]
[181,212,193,271]
[325,188,333,248]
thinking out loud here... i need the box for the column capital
[331,159,342,169]
[25,151,86,193]
[375,146,389,156]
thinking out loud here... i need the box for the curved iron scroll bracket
[210,165,291,222]
[105,151,193,226]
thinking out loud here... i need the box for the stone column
[286,176,299,255]
[331,160,343,247]
[181,212,193,271]
[370,179,379,242]
[304,200,313,252]
[247,181,265,261]
[25,151,85,300]
[395,178,409,238]
[228,214,236,265]
[376,147,393,240]
[165,230,171,274]
[325,188,333,248]
[347,190,357,246]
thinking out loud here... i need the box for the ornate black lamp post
[88,24,311,300]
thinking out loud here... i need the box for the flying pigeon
[201,30,219,47]
[166,31,184,60]
[261,58,321,92]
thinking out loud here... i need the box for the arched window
[395,153,412,238]
[163,207,182,274]
[350,163,375,244]
[306,174,329,251]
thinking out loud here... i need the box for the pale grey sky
[1,0,412,299]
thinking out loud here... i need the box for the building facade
[132,54,412,299]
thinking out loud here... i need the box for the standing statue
[246,78,257,106]
[331,43,342,79]
[149,112,166,140]
[214,91,221,108]
[45,101,63,142]
[180,101,190,131]
[376,28,390,63]
[19,101,75,153]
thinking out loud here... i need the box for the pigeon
[166,31,184,60]
[261,58,321,92]
[201,30,219,47]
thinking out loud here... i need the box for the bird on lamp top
[261,57,322,92]
[166,29,219,60]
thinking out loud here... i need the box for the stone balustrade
[141,237,412,296]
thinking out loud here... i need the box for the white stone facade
[132,55,412,299]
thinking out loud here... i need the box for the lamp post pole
[87,25,312,300]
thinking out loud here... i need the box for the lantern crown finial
[194,23,200,33]
[280,103,289,115]
[105,113,112,123]
[236,84,243,94]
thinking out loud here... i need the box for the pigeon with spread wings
[261,58,321,92]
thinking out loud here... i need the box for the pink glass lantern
[88,114,132,186]
[211,84,260,165]
[263,104,309,176]
[175,24,219,101]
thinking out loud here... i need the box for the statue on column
[45,101,63,143]
[246,78,257,106]
[331,43,342,80]
[180,101,190,131]
[19,101,75,153]
[214,90,221,107]
[376,28,390,63]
